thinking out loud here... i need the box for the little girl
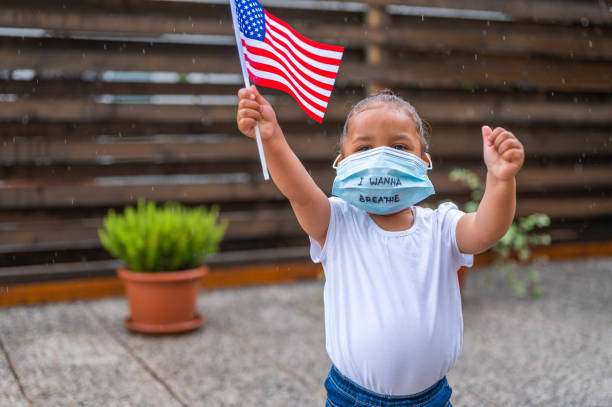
[237,86,524,406]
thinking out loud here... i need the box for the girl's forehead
[348,105,417,133]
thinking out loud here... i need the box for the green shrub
[449,168,551,298]
[98,199,227,272]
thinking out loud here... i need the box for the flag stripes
[239,8,343,123]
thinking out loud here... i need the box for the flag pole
[229,0,270,181]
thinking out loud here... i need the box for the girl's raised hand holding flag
[237,85,279,142]
[237,85,330,245]
[230,0,344,181]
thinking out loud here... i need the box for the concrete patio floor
[1,258,611,406]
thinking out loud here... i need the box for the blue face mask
[331,146,435,215]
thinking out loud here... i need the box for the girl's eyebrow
[350,134,374,144]
[390,134,415,145]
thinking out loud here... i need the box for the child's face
[341,105,427,163]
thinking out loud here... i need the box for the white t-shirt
[309,197,473,396]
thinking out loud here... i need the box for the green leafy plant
[98,199,227,272]
[449,168,551,298]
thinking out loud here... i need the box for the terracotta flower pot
[117,265,208,334]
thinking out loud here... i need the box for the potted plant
[449,169,551,298]
[98,198,227,333]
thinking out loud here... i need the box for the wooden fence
[1,0,611,284]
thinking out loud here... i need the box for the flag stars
[236,0,265,41]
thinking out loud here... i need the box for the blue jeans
[325,365,452,407]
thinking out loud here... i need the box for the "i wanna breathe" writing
[357,177,402,187]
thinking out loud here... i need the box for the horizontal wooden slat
[3,52,611,94]
[0,209,302,251]
[0,4,232,36]
[358,0,612,24]
[1,95,611,126]
[4,0,611,25]
[0,247,315,284]
[0,80,242,97]
[517,197,612,220]
[2,126,610,168]
[0,134,335,165]
[1,9,610,60]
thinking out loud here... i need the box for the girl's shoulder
[329,196,360,216]
[416,201,465,228]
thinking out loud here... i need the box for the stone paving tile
[197,282,331,391]
[450,258,612,406]
[90,285,325,407]
[0,303,183,407]
[0,349,28,407]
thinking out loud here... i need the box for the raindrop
[421,15,424,22]
[588,40,593,48]
[474,54,478,61]
[142,48,146,55]
[192,57,196,64]
[71,198,75,205]
[561,78,566,85]
[580,17,589,27]
[103,43,107,51]
[502,35,506,41]
[21,115,29,124]
[67,165,71,171]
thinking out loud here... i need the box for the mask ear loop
[425,153,433,170]
[332,154,342,169]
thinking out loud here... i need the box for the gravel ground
[1,257,610,406]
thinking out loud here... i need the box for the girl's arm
[237,85,330,246]
[456,126,525,254]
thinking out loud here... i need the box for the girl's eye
[357,146,370,152]
[393,144,407,150]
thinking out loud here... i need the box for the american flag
[233,0,344,123]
